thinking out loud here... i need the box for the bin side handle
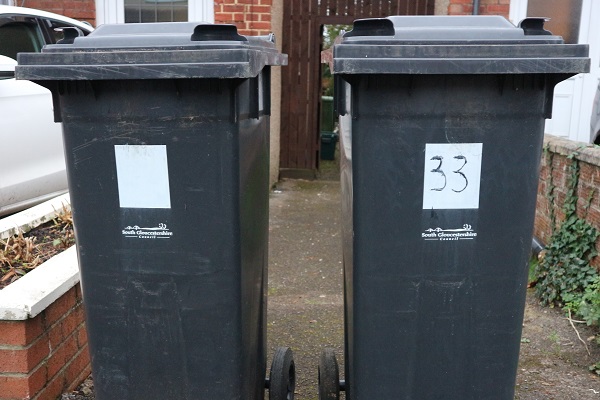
[544,73,577,119]
[334,75,345,117]
[264,66,271,116]
[32,81,62,122]
[249,75,259,119]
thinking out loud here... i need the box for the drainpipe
[472,0,480,15]
[532,237,545,258]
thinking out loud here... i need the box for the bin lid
[16,22,287,80]
[333,16,589,75]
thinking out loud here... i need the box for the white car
[0,6,93,216]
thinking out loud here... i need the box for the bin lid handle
[343,18,395,38]
[519,18,553,36]
[191,24,248,42]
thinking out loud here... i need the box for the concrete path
[267,179,345,399]
[63,170,600,399]
[266,177,600,400]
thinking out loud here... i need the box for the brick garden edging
[535,134,600,269]
[0,247,89,400]
[1,194,89,400]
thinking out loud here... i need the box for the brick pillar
[214,0,272,36]
[448,0,510,18]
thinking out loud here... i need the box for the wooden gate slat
[280,0,435,173]
[347,0,355,17]
[310,19,322,167]
[382,0,391,17]
[408,0,417,15]
[290,16,303,168]
[279,0,292,167]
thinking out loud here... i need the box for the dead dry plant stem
[567,308,591,356]
[1,205,74,289]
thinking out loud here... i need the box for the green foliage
[322,64,334,97]
[321,25,351,97]
[577,275,600,326]
[589,361,600,375]
[533,149,600,373]
[535,216,599,306]
[528,255,539,286]
[322,25,350,50]
[534,152,599,309]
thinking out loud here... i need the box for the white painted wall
[510,0,598,143]
[95,0,214,25]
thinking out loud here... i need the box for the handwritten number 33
[430,155,468,193]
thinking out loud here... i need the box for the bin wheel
[269,347,296,400]
[318,348,340,400]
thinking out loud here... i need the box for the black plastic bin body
[332,16,589,399]
[17,22,287,400]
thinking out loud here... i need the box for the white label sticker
[422,143,482,210]
[422,224,478,241]
[115,145,171,209]
[122,223,173,239]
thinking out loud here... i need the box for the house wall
[0,285,90,400]
[535,135,600,269]
[214,0,272,36]
[20,0,96,25]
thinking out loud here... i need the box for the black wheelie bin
[318,16,589,400]
[16,22,294,400]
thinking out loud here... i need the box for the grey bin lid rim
[332,16,589,75]
[15,22,287,81]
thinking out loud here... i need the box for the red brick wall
[0,285,90,400]
[24,0,276,34]
[21,0,96,25]
[535,136,600,269]
[448,0,510,18]
[214,0,272,36]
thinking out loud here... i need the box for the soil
[0,215,74,289]
[61,161,600,399]
[517,294,600,399]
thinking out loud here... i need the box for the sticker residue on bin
[422,143,482,210]
[114,145,171,209]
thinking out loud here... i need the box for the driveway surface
[64,166,600,400]
[266,177,600,400]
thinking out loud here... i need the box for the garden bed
[1,194,74,288]
[0,194,90,400]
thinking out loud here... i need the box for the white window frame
[510,0,599,143]
[95,0,214,25]
[508,0,528,25]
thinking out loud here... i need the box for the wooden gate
[280,0,435,175]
